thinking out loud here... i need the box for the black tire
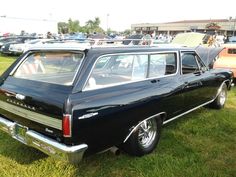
[121,117,162,156]
[210,83,227,109]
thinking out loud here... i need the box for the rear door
[70,51,184,153]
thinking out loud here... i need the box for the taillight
[63,114,72,137]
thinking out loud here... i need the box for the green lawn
[0,54,16,75]
[0,55,235,177]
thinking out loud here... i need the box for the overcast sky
[1,0,236,31]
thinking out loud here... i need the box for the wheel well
[158,112,167,123]
[225,80,230,89]
[123,112,166,143]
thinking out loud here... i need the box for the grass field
[0,55,235,177]
[0,55,16,75]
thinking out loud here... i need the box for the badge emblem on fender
[78,112,98,120]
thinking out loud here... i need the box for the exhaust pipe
[109,146,120,156]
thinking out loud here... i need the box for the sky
[0,0,236,32]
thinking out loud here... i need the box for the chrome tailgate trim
[0,100,61,130]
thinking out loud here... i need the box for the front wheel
[210,83,227,109]
[121,117,162,156]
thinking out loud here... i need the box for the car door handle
[150,79,160,83]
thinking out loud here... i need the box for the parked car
[123,34,144,45]
[65,33,86,41]
[0,44,233,164]
[171,32,210,47]
[214,44,236,81]
[9,39,53,55]
[0,36,37,55]
[225,36,236,44]
[0,37,18,49]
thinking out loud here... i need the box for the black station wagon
[0,43,233,163]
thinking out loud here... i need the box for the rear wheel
[210,83,227,109]
[122,117,162,156]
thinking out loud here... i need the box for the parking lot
[0,54,235,177]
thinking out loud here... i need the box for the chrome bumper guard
[0,116,88,164]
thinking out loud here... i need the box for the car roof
[28,43,193,53]
[88,46,194,55]
[28,43,91,51]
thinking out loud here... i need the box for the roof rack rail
[41,38,177,49]
[86,38,153,47]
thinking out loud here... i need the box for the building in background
[0,16,57,35]
[131,19,236,36]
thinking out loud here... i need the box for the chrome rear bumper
[0,116,88,164]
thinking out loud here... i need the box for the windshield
[13,51,84,85]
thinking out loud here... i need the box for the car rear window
[13,52,84,85]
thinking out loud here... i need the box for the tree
[94,17,101,27]
[58,22,69,34]
[68,18,80,33]
[85,17,104,34]
[205,22,221,30]
[58,17,104,34]
[123,29,132,36]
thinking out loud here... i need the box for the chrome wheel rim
[219,89,226,106]
[138,119,157,149]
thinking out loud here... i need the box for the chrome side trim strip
[124,80,230,142]
[123,112,165,143]
[163,80,229,125]
[163,99,214,125]
[0,100,62,130]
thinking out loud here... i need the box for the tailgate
[0,77,71,141]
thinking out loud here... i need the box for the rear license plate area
[14,124,28,143]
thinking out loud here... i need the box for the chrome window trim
[82,51,179,91]
[9,50,85,86]
[180,51,202,75]
[195,53,207,69]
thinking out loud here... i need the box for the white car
[9,39,52,55]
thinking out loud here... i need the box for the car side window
[149,53,177,78]
[181,53,200,74]
[84,54,148,90]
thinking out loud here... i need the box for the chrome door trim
[124,80,229,142]
[163,80,229,125]
[163,99,214,125]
